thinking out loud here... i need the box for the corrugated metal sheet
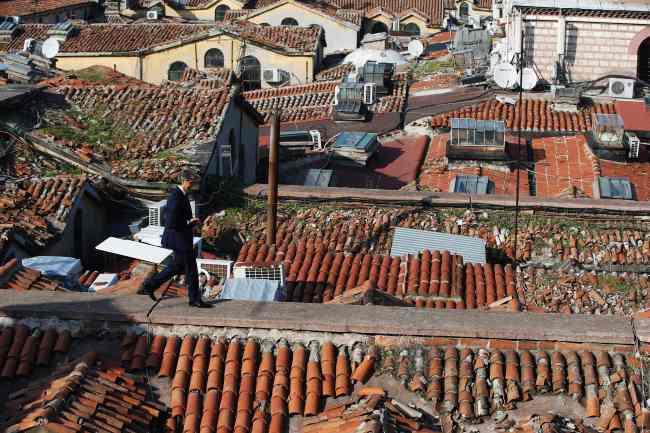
[598,177,633,200]
[390,227,487,263]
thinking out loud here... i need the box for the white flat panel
[95,237,172,264]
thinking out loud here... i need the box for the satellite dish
[521,67,538,91]
[408,39,425,58]
[42,37,60,59]
[493,62,518,89]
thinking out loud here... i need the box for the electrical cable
[513,25,524,264]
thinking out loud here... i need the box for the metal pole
[267,110,281,245]
[513,25,524,263]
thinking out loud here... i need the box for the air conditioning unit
[363,82,377,105]
[608,78,635,99]
[148,199,167,227]
[146,10,159,20]
[309,130,322,149]
[263,68,289,83]
[625,131,640,159]
[233,263,285,287]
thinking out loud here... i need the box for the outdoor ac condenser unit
[608,78,635,99]
[148,200,167,227]
[363,83,377,105]
[625,131,640,159]
[263,68,289,84]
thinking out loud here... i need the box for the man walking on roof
[141,169,212,308]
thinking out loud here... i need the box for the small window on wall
[281,17,298,26]
[168,61,187,81]
[402,22,420,36]
[215,4,230,21]
[370,21,388,34]
[204,48,224,68]
[459,2,470,17]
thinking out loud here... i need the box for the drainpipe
[266,110,281,245]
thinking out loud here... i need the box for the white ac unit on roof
[263,68,289,84]
[148,199,167,227]
[363,82,376,105]
[146,10,159,20]
[625,131,640,159]
[608,78,635,99]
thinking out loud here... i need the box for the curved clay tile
[458,348,474,419]
[36,329,58,367]
[504,350,520,403]
[200,390,220,433]
[269,340,289,433]
[465,265,476,309]
[473,349,490,416]
[129,334,148,371]
[184,391,203,432]
[255,341,275,404]
[443,347,458,412]
[146,335,167,370]
[535,352,551,392]
[565,351,582,399]
[207,338,227,393]
[419,250,431,296]
[288,343,306,415]
[473,263,486,306]
[16,334,39,377]
[335,345,351,397]
[494,264,506,300]
[53,329,72,354]
[520,350,535,401]
[320,342,336,397]
[351,346,376,384]
[304,342,322,416]
[483,264,496,304]
[551,351,566,394]
[190,353,208,393]
[439,251,451,297]
[160,336,180,378]
[386,257,400,296]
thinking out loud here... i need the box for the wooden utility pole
[266,110,280,245]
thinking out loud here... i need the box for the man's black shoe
[189,300,213,308]
[137,287,158,302]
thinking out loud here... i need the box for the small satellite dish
[493,62,518,89]
[42,37,60,59]
[408,39,425,58]
[521,67,538,91]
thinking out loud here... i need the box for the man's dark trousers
[144,186,200,304]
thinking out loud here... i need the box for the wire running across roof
[390,227,487,264]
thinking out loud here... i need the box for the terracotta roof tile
[426,98,616,133]
[517,5,650,19]
[8,22,321,54]
[0,0,93,16]
[2,352,166,432]
[0,176,86,265]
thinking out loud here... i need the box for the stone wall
[523,17,647,82]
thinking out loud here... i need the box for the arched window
[370,21,388,34]
[459,2,470,17]
[215,4,230,21]
[168,61,187,81]
[402,22,420,36]
[204,48,224,68]
[281,17,298,26]
[638,37,650,84]
[240,56,261,91]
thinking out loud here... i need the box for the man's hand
[189,217,200,226]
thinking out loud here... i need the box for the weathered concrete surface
[244,183,650,214]
[0,291,635,344]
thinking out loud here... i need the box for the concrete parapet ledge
[0,291,637,345]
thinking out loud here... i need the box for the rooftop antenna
[513,23,524,266]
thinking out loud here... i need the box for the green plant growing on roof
[599,274,633,294]
[75,67,107,83]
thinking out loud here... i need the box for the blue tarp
[219,279,283,302]
[22,256,83,290]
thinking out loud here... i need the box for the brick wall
[524,17,645,82]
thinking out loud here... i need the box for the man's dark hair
[181,168,199,182]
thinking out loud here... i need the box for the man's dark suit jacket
[161,187,194,253]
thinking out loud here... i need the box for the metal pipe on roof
[267,110,281,245]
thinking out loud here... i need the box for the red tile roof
[615,100,650,133]
[0,0,93,17]
[7,22,321,54]
[235,238,520,309]
[115,331,645,430]
[0,261,65,291]
[517,5,650,19]
[243,81,337,123]
[0,176,87,255]
[315,63,355,82]
[251,0,446,25]
[427,98,617,133]
[2,352,166,432]
[0,324,71,382]
[50,84,232,180]
[409,73,459,94]
[532,135,599,198]
[419,134,530,195]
